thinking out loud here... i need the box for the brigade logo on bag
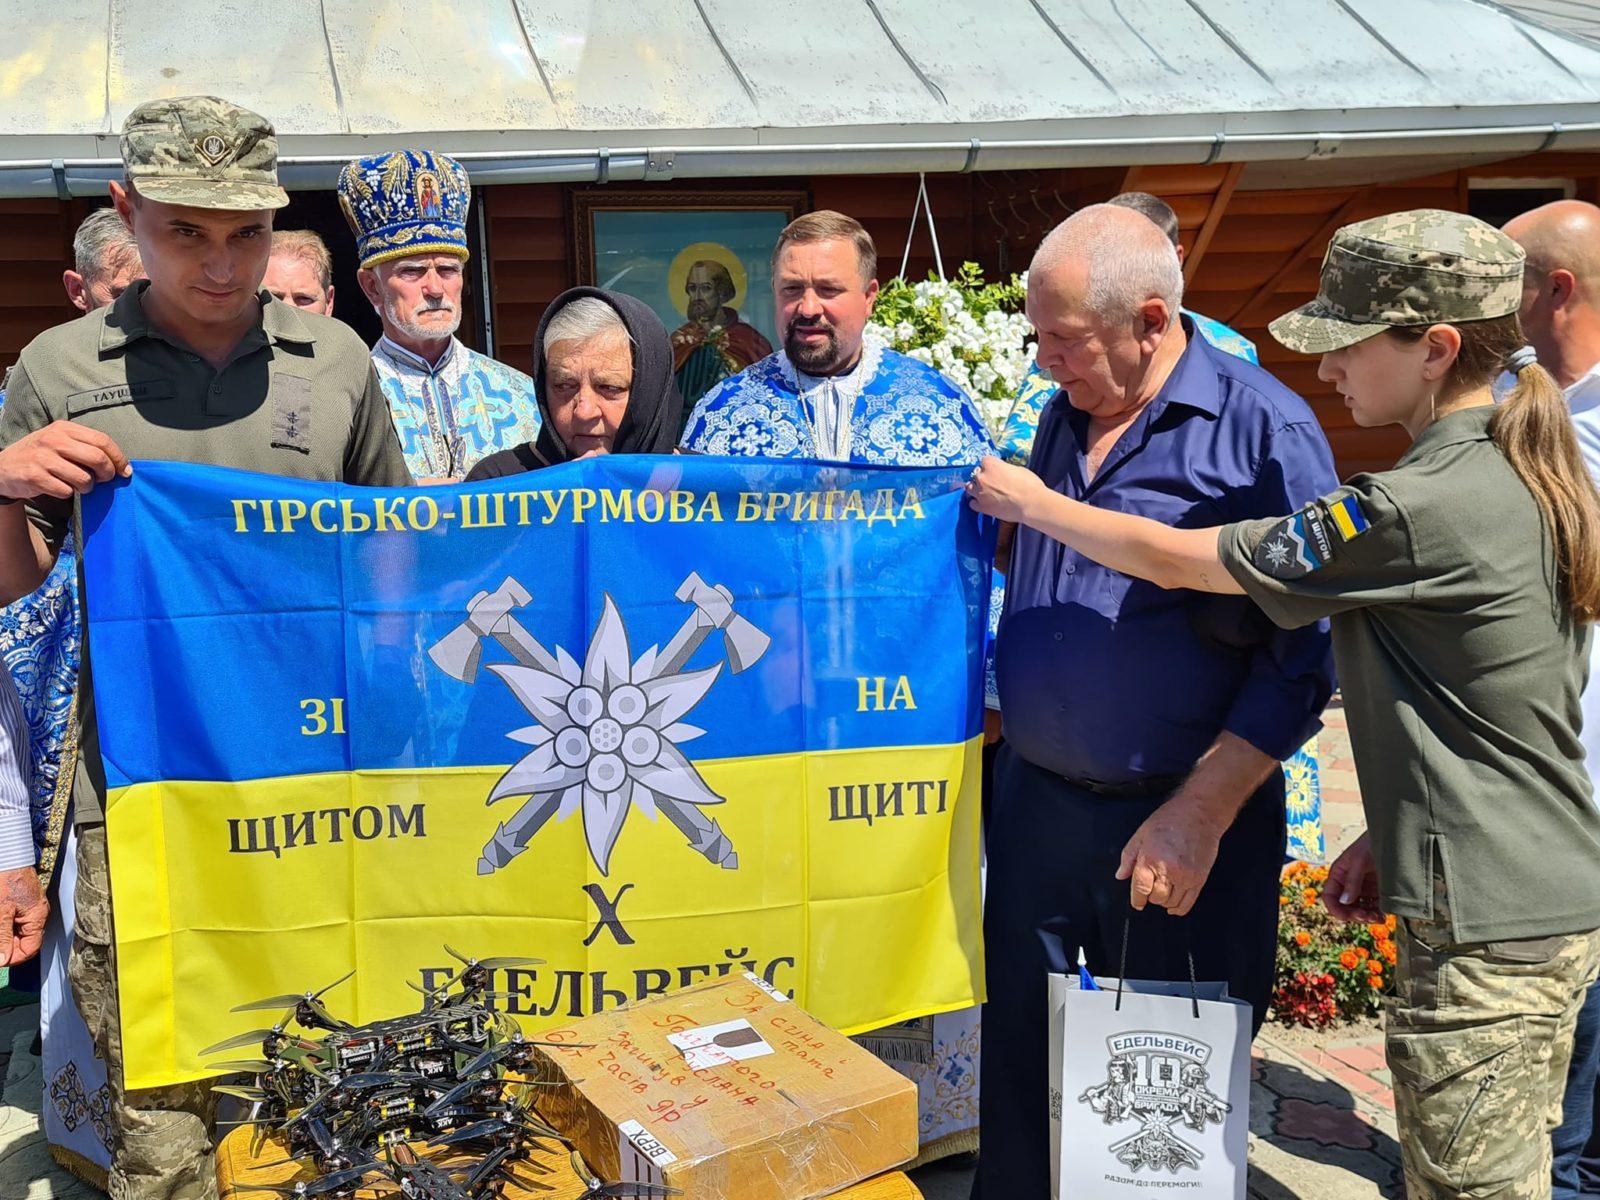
[1078,1030,1232,1175]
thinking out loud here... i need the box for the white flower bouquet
[866,263,1035,438]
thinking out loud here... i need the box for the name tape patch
[66,380,176,414]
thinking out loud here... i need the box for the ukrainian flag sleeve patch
[1327,493,1370,541]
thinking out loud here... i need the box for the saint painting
[668,246,773,411]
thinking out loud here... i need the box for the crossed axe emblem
[428,574,771,875]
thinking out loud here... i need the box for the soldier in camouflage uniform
[966,209,1600,1199]
[0,97,410,1200]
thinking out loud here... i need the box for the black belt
[1060,772,1186,800]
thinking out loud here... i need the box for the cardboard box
[529,973,918,1200]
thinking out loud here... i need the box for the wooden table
[214,1128,922,1200]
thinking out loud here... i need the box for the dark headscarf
[466,287,683,480]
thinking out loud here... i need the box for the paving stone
[0,1025,98,1199]
[1273,1098,1375,1150]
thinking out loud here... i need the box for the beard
[784,317,853,374]
[383,294,461,343]
[687,297,718,322]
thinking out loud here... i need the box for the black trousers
[971,744,1285,1199]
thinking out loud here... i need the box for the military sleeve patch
[1253,503,1336,580]
[1327,494,1370,541]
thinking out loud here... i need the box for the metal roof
[5,0,1600,195]
[1497,0,1600,46]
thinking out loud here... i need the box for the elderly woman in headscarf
[466,288,683,478]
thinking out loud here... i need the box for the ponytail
[1492,359,1600,623]
[1391,313,1600,623]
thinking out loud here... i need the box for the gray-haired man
[975,205,1337,1197]
[62,207,144,315]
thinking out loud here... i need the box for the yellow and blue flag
[82,457,992,1089]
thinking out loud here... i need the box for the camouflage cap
[120,96,289,211]
[1270,209,1525,354]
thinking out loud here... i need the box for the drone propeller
[569,1151,680,1200]
[200,1029,283,1056]
[215,1115,288,1129]
[425,1117,505,1148]
[460,1035,590,1081]
[301,1116,338,1160]
[586,1183,682,1199]
[335,1070,427,1090]
[283,1086,336,1127]
[457,1043,511,1080]
[208,1059,277,1074]
[236,1159,380,1198]
[501,1175,559,1196]
[232,970,356,1015]
[211,1085,269,1103]
[231,995,310,1014]
[406,976,458,1009]
[421,1077,486,1118]
[442,945,545,971]
[428,1111,564,1149]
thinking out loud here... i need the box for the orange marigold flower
[1285,862,1306,878]
[1294,930,1311,948]
[1279,895,1290,907]
[1339,950,1359,970]
[1381,941,1398,964]
[1302,888,1319,903]
[1386,914,1398,930]
[1310,867,1330,883]
[1368,958,1383,974]
[1368,975,1383,989]
[1356,947,1370,961]
[1368,923,1389,942]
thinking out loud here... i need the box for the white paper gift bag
[1047,936,1251,1198]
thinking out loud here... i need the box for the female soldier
[968,210,1600,1199]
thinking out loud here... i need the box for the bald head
[1506,200,1600,289]
[1031,204,1182,323]
[1503,200,1600,387]
[1026,205,1187,420]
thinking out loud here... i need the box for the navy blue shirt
[996,318,1337,784]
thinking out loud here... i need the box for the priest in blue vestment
[682,210,991,1161]
[682,211,991,467]
[338,149,542,481]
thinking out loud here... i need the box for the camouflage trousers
[1388,917,1600,1200]
[69,823,219,1200]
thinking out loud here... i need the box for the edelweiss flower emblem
[1263,537,1292,570]
[428,574,771,876]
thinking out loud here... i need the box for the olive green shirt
[0,283,412,822]
[1220,405,1600,943]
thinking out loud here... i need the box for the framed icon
[571,190,807,406]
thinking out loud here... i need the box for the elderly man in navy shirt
[972,205,1336,1198]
